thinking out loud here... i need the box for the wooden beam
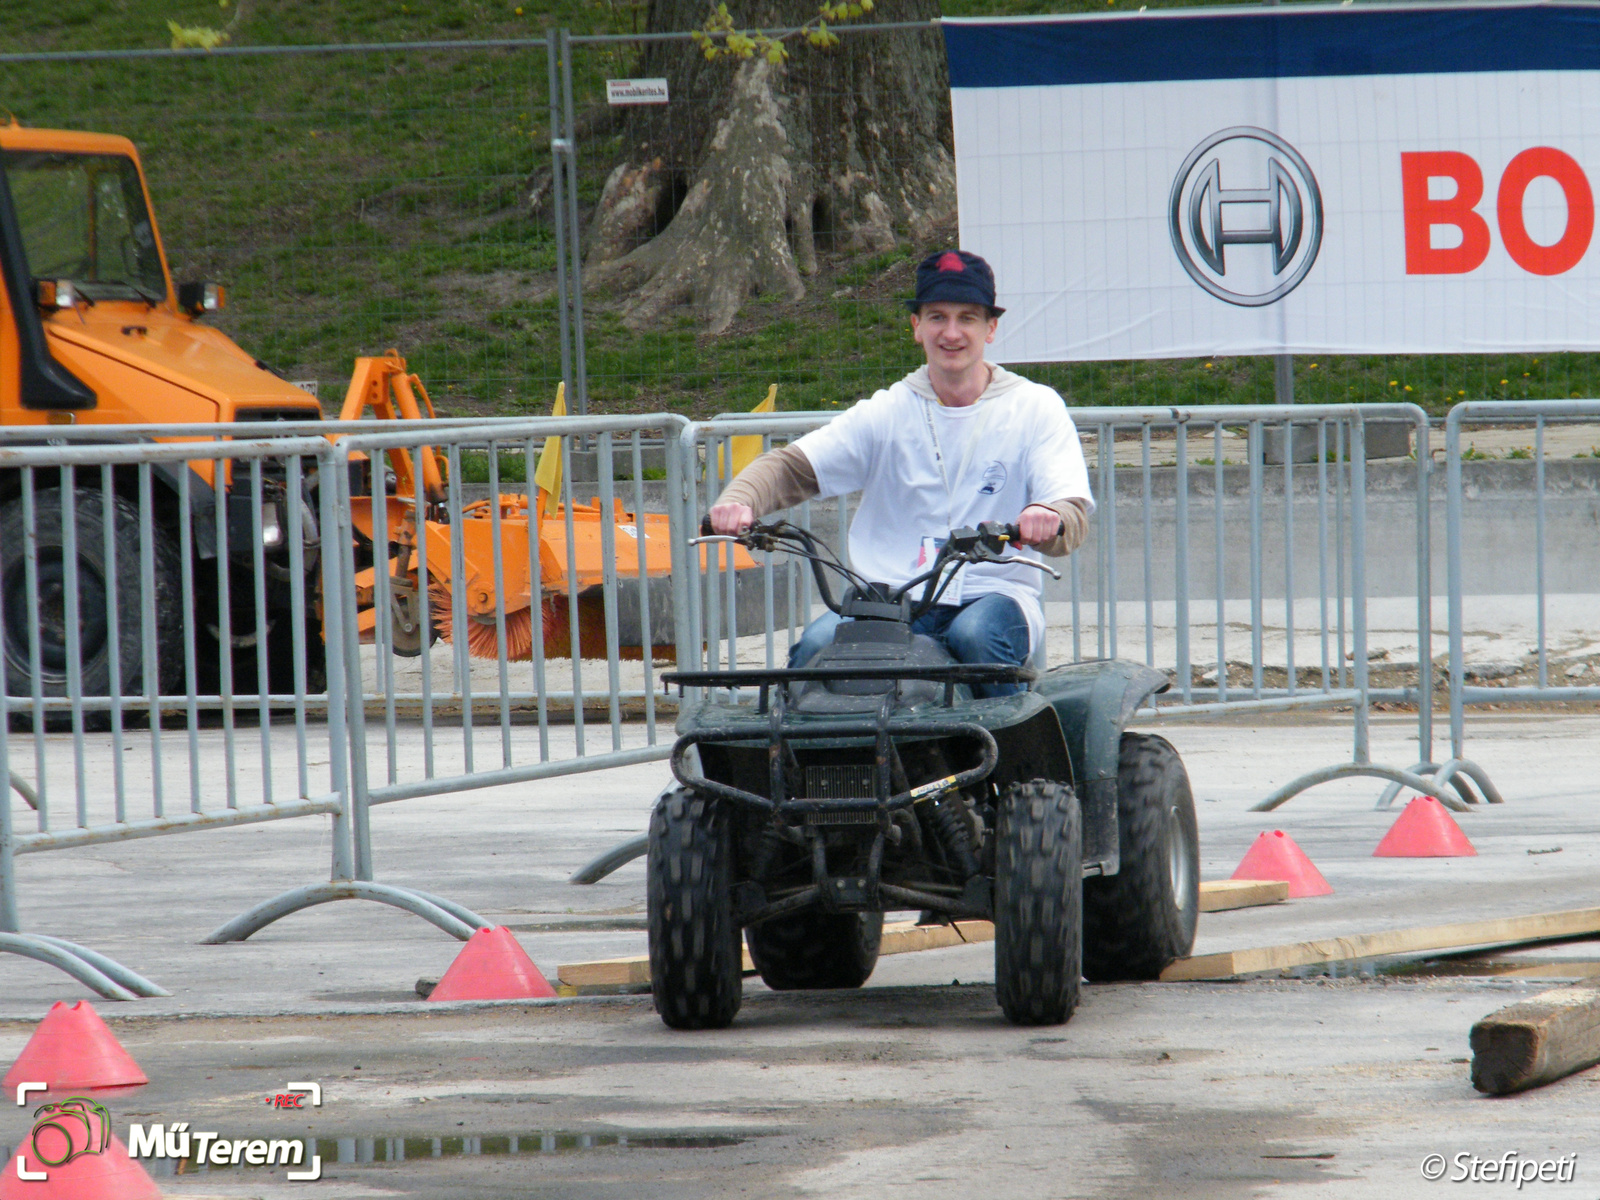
[1198,879,1288,912]
[556,919,997,992]
[1471,983,1600,1094]
[1160,907,1600,982]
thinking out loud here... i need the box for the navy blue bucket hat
[905,249,1005,316]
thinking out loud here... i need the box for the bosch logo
[1169,127,1323,307]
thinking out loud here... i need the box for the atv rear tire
[648,787,743,1029]
[1081,733,1200,981]
[994,779,1082,1026]
[746,911,884,990]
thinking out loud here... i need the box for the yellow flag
[720,384,777,479]
[533,382,565,509]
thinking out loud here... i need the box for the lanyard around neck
[919,394,992,523]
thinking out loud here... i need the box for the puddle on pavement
[1275,955,1600,981]
[1382,958,1600,980]
[138,1131,748,1175]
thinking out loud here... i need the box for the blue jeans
[787,593,1031,698]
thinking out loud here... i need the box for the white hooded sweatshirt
[793,364,1094,651]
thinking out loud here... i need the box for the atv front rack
[664,666,1006,817]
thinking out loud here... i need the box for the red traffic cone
[428,926,557,1002]
[2,1002,147,1093]
[1373,795,1478,858]
[1230,830,1334,898]
[0,1099,161,1200]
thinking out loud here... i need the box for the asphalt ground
[4,710,1600,1198]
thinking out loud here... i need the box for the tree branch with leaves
[690,0,874,63]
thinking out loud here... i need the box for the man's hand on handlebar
[708,501,756,536]
[1014,503,1064,547]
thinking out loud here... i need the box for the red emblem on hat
[936,251,965,272]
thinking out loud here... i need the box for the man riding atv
[651,251,1199,1031]
[709,249,1093,691]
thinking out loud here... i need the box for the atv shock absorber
[928,791,981,879]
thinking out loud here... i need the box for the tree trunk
[587,0,953,333]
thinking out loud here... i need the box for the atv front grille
[803,810,878,826]
[805,764,875,800]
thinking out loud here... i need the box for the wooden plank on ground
[1160,907,1600,982]
[1470,983,1600,1094]
[1198,879,1288,912]
[556,919,997,991]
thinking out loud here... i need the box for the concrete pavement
[4,710,1600,1198]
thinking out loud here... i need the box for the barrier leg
[1373,761,1485,810]
[0,932,145,1001]
[1252,763,1473,813]
[203,881,491,944]
[1433,757,1505,805]
[29,935,170,997]
[569,833,648,885]
[9,771,37,810]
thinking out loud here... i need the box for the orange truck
[0,123,752,710]
[0,123,325,706]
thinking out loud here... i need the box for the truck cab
[0,124,321,430]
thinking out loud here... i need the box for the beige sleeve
[1033,497,1091,558]
[715,443,820,516]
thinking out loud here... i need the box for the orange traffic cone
[2,1002,147,1093]
[1373,795,1478,857]
[0,1100,161,1200]
[428,927,557,1001]
[1230,830,1334,898]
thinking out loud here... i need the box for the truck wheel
[1,489,180,727]
[994,779,1082,1026]
[648,787,743,1029]
[1081,733,1200,981]
[746,911,883,990]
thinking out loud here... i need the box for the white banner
[946,4,1600,360]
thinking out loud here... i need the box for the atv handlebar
[689,516,1061,622]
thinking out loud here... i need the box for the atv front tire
[746,911,883,990]
[994,779,1083,1026]
[648,787,743,1029]
[1081,733,1200,981]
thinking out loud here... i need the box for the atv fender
[1033,660,1171,876]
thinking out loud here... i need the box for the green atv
[652,520,1198,1029]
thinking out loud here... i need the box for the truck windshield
[3,150,167,304]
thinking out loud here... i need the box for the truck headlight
[260,501,284,549]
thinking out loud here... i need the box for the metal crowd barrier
[213,414,690,943]
[0,429,352,998]
[674,403,1495,814]
[1444,401,1600,791]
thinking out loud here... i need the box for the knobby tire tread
[1081,732,1201,981]
[648,788,743,1029]
[994,778,1082,1026]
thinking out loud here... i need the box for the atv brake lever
[989,554,1062,580]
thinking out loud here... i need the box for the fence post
[548,34,576,421]
[1446,405,1466,762]
[1349,412,1370,766]
[323,441,360,883]
[1,768,15,936]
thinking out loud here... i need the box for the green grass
[5,0,1600,419]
